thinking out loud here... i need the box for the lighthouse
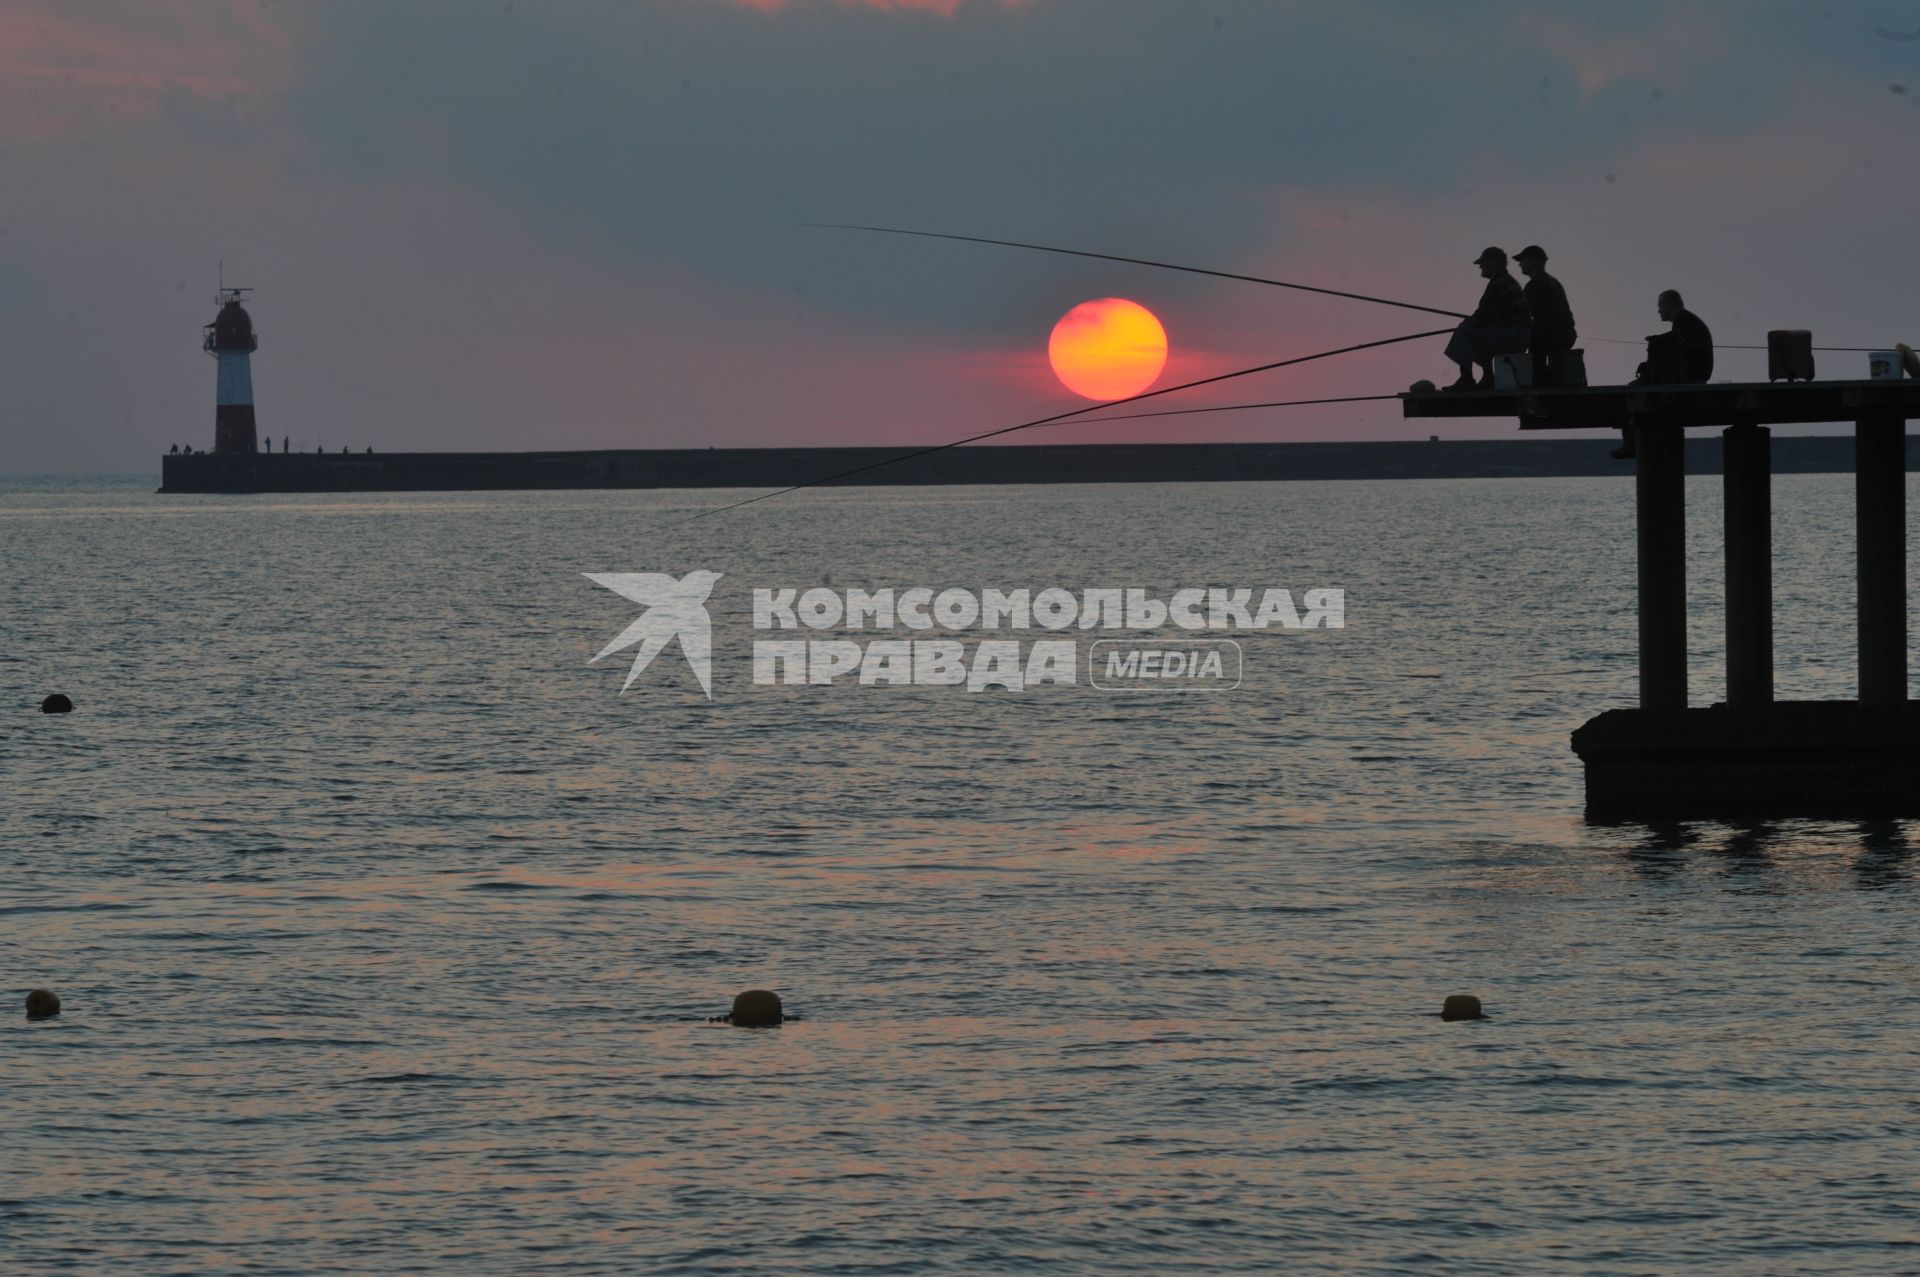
[204,288,259,453]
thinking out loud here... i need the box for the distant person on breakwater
[1443,247,1530,392]
[1513,245,1576,388]
[283,436,289,452]
[169,444,178,455]
[1614,290,1716,459]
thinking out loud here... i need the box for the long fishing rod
[813,224,1889,352]
[670,327,1451,525]
[807,223,1470,320]
[1060,394,1401,428]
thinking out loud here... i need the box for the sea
[3,473,1917,1275]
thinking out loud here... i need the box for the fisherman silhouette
[1614,290,1714,459]
[1443,248,1530,391]
[1514,245,1576,388]
[1633,290,1713,386]
[585,570,724,698]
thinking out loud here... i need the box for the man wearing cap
[1513,245,1576,388]
[1443,247,1530,391]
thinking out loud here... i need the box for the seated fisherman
[1614,289,1715,459]
[1513,245,1576,387]
[1633,290,1713,386]
[1443,247,1531,391]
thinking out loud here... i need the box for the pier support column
[1856,415,1908,706]
[1723,422,1773,707]
[1637,422,1688,711]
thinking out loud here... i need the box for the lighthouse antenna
[214,262,252,306]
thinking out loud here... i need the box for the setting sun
[1048,297,1169,401]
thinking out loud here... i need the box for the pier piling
[1856,414,1907,706]
[1723,421,1774,707]
[1636,423,1688,712]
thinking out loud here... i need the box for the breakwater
[157,435,1917,494]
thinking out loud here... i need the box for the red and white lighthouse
[204,288,259,453]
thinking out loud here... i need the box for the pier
[1406,380,1920,819]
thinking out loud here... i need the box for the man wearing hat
[1513,245,1576,388]
[1443,247,1530,391]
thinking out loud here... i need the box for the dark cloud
[277,0,1862,333]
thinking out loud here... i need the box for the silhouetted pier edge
[1407,380,1920,819]
[158,434,1920,494]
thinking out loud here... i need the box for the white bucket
[1869,350,1903,381]
[1493,352,1532,390]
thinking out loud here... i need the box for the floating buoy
[729,989,783,1027]
[40,695,72,714]
[25,989,60,1020]
[1440,993,1485,1021]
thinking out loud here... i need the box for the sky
[5,0,1920,473]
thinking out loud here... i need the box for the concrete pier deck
[1402,379,1920,430]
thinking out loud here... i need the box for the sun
[1048,298,1168,401]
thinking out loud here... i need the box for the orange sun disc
[1048,298,1169,401]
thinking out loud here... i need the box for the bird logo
[585,570,723,698]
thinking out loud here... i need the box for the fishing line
[1586,337,1886,352]
[666,328,1451,526]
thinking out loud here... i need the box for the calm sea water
[4,473,1918,1275]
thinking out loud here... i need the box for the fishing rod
[807,223,1470,320]
[1059,394,1401,428]
[669,326,1451,526]
[812,224,1890,353]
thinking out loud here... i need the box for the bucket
[1869,350,1903,381]
[1493,352,1532,390]
[1768,330,1815,382]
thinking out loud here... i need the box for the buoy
[40,694,72,714]
[1440,993,1485,1021]
[25,989,60,1020]
[1410,379,1438,395]
[729,989,783,1026]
